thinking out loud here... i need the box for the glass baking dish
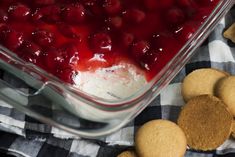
[0,0,233,138]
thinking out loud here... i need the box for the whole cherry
[103,0,121,15]
[8,3,30,21]
[5,30,24,51]
[131,40,150,60]
[124,8,145,23]
[62,3,86,24]
[166,7,185,25]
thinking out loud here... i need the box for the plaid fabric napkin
[0,5,235,157]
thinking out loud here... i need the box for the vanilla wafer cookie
[135,120,187,157]
[178,95,233,151]
[182,68,229,102]
[224,23,235,43]
[216,76,235,116]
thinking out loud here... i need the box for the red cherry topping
[139,50,158,71]
[166,7,185,25]
[195,0,219,6]
[152,33,168,45]
[32,29,54,47]
[109,16,122,28]
[122,33,134,47]
[20,41,42,64]
[43,5,61,22]
[174,22,198,43]
[89,32,112,53]
[8,3,30,21]
[58,24,81,39]
[0,10,8,22]
[62,3,86,24]
[0,25,10,42]
[0,0,220,83]
[177,0,197,8]
[60,43,80,65]
[159,0,174,9]
[124,8,145,23]
[193,8,211,24]
[5,30,24,51]
[34,0,55,5]
[32,5,61,23]
[44,48,64,72]
[103,0,121,15]
[141,33,181,73]
[144,0,159,10]
[31,9,43,21]
[152,32,175,52]
[82,0,97,6]
[89,4,104,15]
[131,40,150,60]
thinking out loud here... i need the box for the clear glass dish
[0,0,233,138]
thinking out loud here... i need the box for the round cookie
[216,76,235,116]
[178,95,233,151]
[117,151,137,157]
[182,68,229,102]
[135,120,187,157]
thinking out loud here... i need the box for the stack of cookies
[179,68,234,151]
[118,68,235,157]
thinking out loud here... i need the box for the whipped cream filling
[73,63,147,100]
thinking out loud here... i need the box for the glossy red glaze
[0,0,220,83]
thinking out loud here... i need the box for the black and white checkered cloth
[0,5,235,157]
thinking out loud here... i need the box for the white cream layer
[73,63,147,100]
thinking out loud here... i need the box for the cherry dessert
[0,0,220,83]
